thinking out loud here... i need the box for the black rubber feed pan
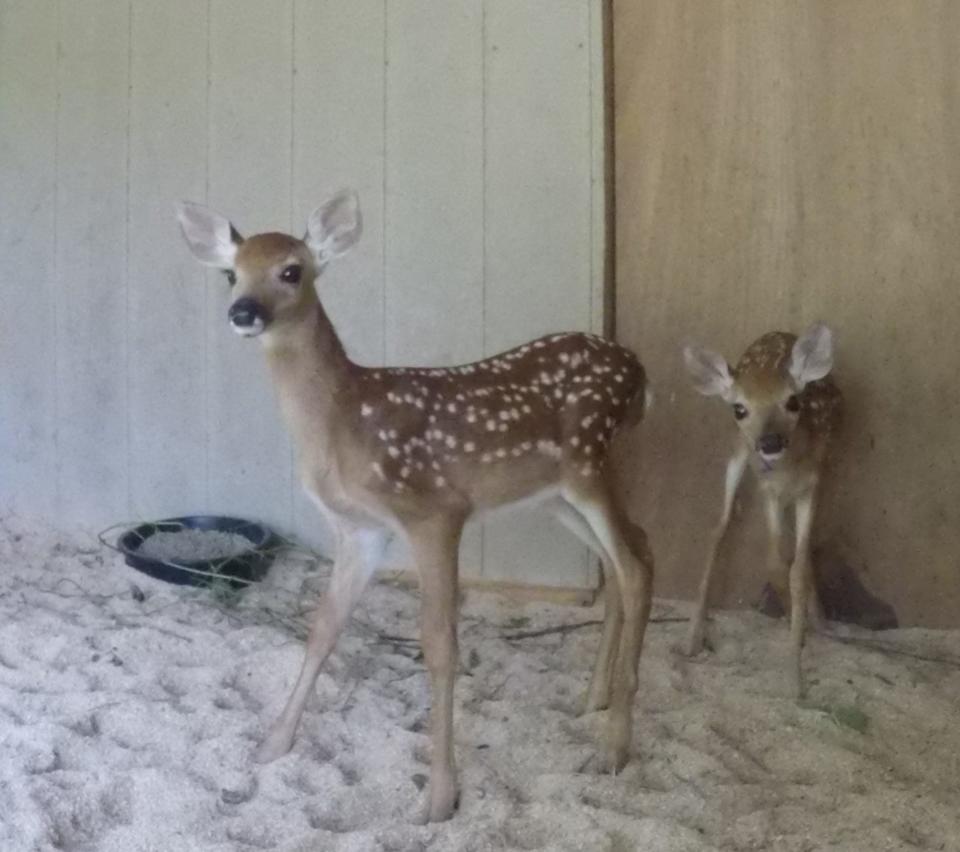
[117,515,276,590]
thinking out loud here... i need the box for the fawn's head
[176,190,362,338]
[683,324,835,466]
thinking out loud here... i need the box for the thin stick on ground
[825,633,960,669]
[503,615,688,641]
[367,615,691,647]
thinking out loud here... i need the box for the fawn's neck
[261,301,355,460]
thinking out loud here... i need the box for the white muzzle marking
[758,450,784,471]
[231,317,265,337]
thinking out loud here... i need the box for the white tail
[682,327,842,697]
[177,191,654,822]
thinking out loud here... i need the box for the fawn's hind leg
[554,501,621,712]
[563,478,653,772]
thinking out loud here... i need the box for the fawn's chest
[754,458,819,502]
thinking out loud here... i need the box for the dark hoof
[756,583,786,619]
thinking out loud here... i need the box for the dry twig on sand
[502,614,688,641]
[825,634,960,669]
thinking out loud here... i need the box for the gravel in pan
[136,529,254,563]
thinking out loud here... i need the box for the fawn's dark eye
[280,264,301,284]
[785,394,800,413]
[224,270,236,286]
[732,403,748,420]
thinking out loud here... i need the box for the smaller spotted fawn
[177,190,654,823]
[682,324,842,697]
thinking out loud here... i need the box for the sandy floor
[1,517,959,852]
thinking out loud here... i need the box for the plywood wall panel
[615,0,960,626]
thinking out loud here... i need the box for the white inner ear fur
[305,189,362,267]
[789,322,834,389]
[683,344,735,402]
[176,201,239,268]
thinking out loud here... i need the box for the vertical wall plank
[208,0,294,533]
[290,0,386,550]
[482,0,595,586]
[484,0,594,344]
[385,0,485,575]
[55,0,130,527]
[384,1,484,367]
[589,0,607,336]
[128,0,207,520]
[292,0,386,367]
[0,0,58,518]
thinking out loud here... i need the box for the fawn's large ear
[789,322,834,389]
[683,343,735,401]
[176,202,242,268]
[305,189,362,267]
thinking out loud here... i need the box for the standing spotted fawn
[177,190,654,823]
[682,324,842,697]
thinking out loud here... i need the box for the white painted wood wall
[0,0,606,588]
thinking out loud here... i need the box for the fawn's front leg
[788,490,817,698]
[687,447,748,656]
[409,515,463,824]
[257,525,387,763]
[762,490,789,610]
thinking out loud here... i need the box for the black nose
[228,297,262,327]
[757,433,787,455]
